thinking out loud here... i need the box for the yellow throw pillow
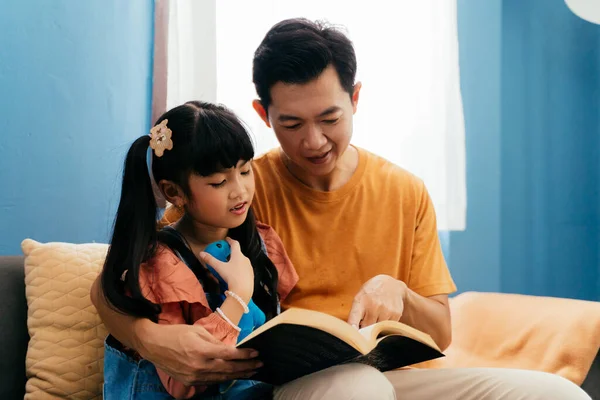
[21,239,108,399]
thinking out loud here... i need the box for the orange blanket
[417,292,600,385]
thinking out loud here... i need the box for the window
[161,0,466,230]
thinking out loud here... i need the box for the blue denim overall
[103,336,272,399]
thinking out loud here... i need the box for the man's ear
[252,99,271,128]
[351,82,362,114]
[159,180,186,208]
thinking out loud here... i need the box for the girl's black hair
[101,101,279,322]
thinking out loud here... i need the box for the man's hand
[347,274,407,329]
[137,321,262,386]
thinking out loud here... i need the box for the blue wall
[449,0,504,294]
[500,0,600,300]
[1,0,598,301]
[451,0,600,301]
[0,1,154,255]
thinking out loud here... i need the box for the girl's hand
[199,238,254,301]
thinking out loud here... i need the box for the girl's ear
[159,180,186,208]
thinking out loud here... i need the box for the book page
[359,320,440,351]
[239,308,371,353]
[358,324,379,346]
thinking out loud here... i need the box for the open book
[237,308,444,385]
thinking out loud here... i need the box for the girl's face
[184,160,255,231]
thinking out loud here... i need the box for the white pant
[273,363,591,400]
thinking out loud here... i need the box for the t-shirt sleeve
[407,181,457,297]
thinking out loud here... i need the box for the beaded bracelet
[225,290,250,314]
[215,308,241,332]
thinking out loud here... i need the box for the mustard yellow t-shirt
[160,147,457,320]
[251,147,456,320]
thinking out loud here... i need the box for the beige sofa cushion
[418,292,600,386]
[22,239,108,399]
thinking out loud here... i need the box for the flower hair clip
[149,119,173,157]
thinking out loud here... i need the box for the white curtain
[166,0,217,111]
[166,0,466,231]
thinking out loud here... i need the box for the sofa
[1,254,600,399]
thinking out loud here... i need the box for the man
[91,18,590,399]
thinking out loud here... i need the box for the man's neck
[281,146,359,192]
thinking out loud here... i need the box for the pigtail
[101,135,161,320]
[230,209,280,320]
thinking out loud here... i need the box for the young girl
[100,101,298,399]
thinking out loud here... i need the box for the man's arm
[90,276,143,349]
[347,276,451,350]
[398,179,455,350]
[90,277,262,386]
[401,291,451,350]
[347,179,455,350]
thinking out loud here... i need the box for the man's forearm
[91,276,262,386]
[90,276,150,352]
[401,289,452,351]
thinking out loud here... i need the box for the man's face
[255,65,360,178]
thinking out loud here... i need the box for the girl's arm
[155,297,250,399]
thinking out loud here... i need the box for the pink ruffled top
[138,222,299,399]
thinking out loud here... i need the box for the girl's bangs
[189,114,254,176]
